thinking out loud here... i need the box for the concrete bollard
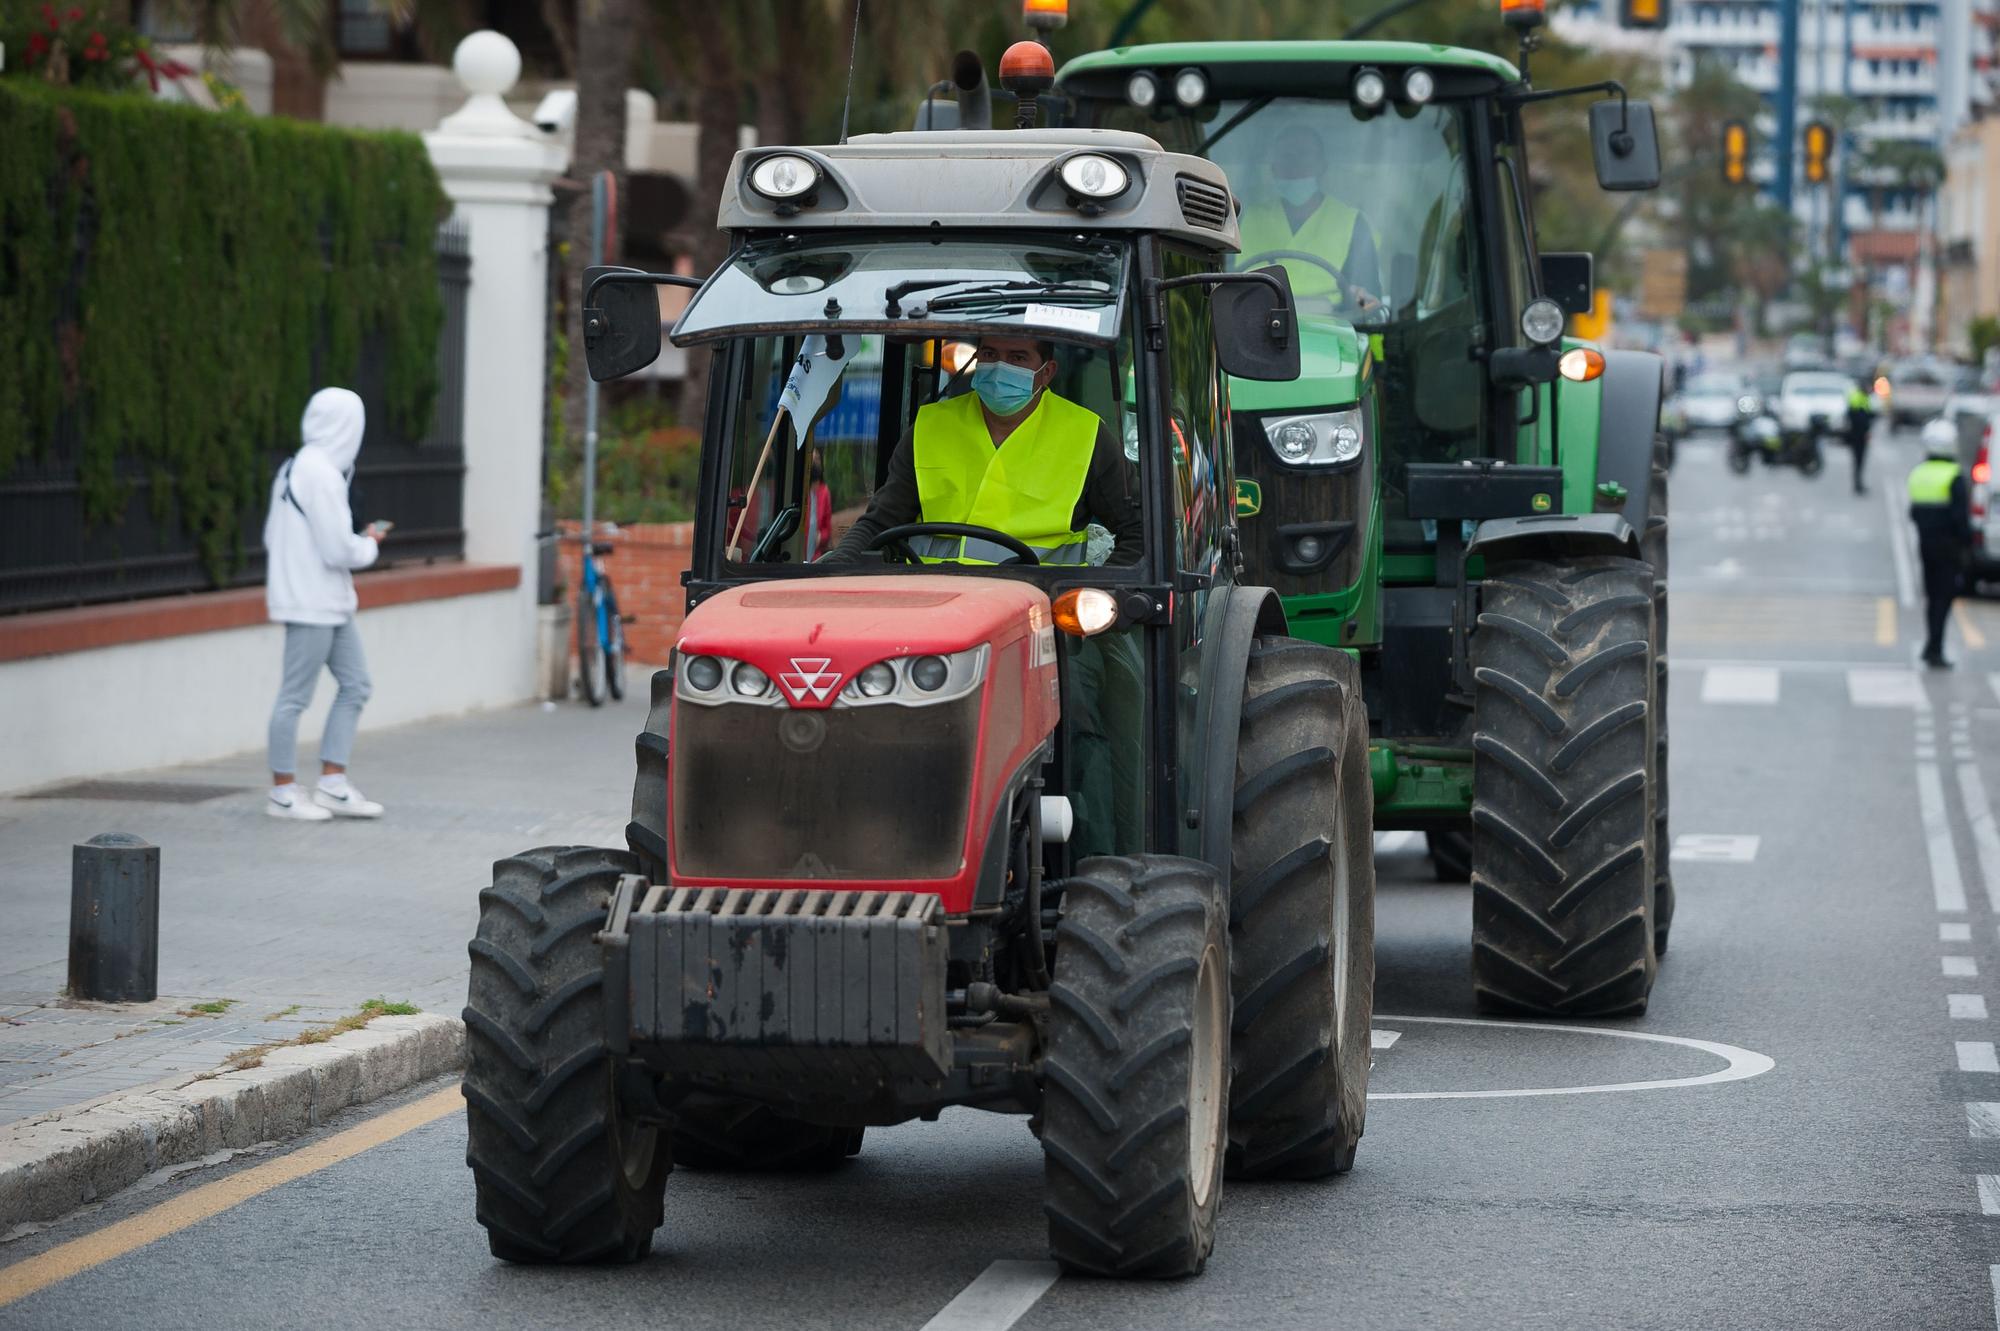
[69,833,159,1003]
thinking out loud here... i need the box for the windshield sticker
[1024,304,1104,334]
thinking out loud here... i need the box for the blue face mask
[1274,175,1320,208]
[973,361,1041,416]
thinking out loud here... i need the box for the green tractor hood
[1230,314,1368,412]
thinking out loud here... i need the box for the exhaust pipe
[952,49,990,130]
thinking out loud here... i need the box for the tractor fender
[1467,512,1639,563]
[1594,348,1666,532]
[1194,584,1290,877]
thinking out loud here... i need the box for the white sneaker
[313,783,384,818]
[267,786,333,821]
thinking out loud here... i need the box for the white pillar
[423,32,565,698]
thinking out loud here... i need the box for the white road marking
[1969,1104,2000,1138]
[1365,1014,1774,1101]
[1954,994,1991,1020]
[1848,668,1929,709]
[1944,922,1974,942]
[1920,763,1970,912]
[1918,747,1938,760]
[1979,1177,2000,1215]
[1371,1029,1400,1050]
[1960,1041,2000,1073]
[1946,957,1981,978]
[1988,673,2000,707]
[1989,1265,2000,1327]
[1884,477,1918,608]
[1670,834,1761,864]
[1958,762,2000,912]
[1701,666,1781,705]
[1372,831,1421,855]
[919,1261,1060,1331]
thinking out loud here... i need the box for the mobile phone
[370,520,394,534]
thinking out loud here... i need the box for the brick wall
[557,522,693,667]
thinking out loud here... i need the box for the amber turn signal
[1052,587,1120,638]
[1558,347,1605,382]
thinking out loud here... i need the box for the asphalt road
[7,419,2000,1330]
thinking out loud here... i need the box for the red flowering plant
[6,4,192,93]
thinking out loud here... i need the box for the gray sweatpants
[268,621,373,776]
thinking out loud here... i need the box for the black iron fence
[0,223,471,616]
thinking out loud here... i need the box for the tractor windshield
[1084,95,1489,548]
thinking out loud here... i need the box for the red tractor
[462,73,1376,1279]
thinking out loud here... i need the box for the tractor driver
[1235,124,1384,318]
[826,334,1142,566]
[825,332,1144,858]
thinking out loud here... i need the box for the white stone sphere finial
[436,30,535,139]
[453,30,520,97]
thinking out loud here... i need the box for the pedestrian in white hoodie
[263,388,389,821]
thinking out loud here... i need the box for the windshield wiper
[918,282,1114,316]
[886,278,1110,317]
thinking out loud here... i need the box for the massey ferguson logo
[779,657,842,703]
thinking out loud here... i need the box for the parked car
[1777,369,1854,434]
[1668,371,1762,435]
[1884,358,1956,428]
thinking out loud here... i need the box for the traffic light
[1722,119,1750,186]
[1803,120,1833,184]
[1620,0,1670,28]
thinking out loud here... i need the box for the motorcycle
[1729,411,1826,477]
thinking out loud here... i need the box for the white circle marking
[1367,1013,1777,1101]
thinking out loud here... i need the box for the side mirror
[1539,252,1594,316]
[582,265,672,382]
[1489,346,1559,389]
[1213,265,1301,383]
[1589,100,1661,191]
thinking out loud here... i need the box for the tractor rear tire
[1469,558,1658,1017]
[625,669,671,883]
[463,846,668,1263]
[1225,637,1374,1181]
[1043,855,1230,1279]
[1645,434,1675,958]
[671,1103,863,1172]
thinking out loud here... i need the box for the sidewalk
[0,677,659,1130]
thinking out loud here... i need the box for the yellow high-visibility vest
[911,391,1097,565]
[1908,458,1960,506]
[1236,195,1361,304]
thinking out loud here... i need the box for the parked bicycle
[539,526,628,706]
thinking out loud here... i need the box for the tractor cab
[470,55,1380,1281]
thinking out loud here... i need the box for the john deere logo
[1530,492,1553,513]
[1235,479,1262,517]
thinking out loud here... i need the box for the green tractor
[1057,36,1673,1016]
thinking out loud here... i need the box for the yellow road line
[1957,601,1989,651]
[1878,598,1897,647]
[0,1086,460,1309]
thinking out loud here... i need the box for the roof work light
[1024,0,1068,31]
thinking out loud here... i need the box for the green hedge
[0,83,448,579]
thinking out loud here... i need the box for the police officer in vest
[1910,418,1972,668]
[1234,124,1383,316]
[828,334,1142,565]
[1845,377,1877,496]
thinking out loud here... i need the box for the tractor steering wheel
[868,522,1040,567]
[1237,249,1386,327]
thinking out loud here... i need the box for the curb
[0,1013,463,1232]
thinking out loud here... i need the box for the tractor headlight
[1521,297,1566,346]
[684,655,723,692]
[730,662,771,697]
[1736,394,1761,415]
[1172,67,1208,107]
[839,647,989,707]
[1262,407,1366,469]
[1402,67,1435,104]
[749,153,819,200]
[1127,71,1160,108]
[1352,67,1387,109]
[1059,153,1128,199]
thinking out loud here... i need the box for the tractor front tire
[464,846,668,1263]
[1043,855,1230,1279]
[1645,433,1675,958]
[1469,559,1658,1017]
[626,669,671,883]
[671,1103,863,1172]
[1226,637,1374,1181]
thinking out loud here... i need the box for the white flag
[777,335,854,448]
